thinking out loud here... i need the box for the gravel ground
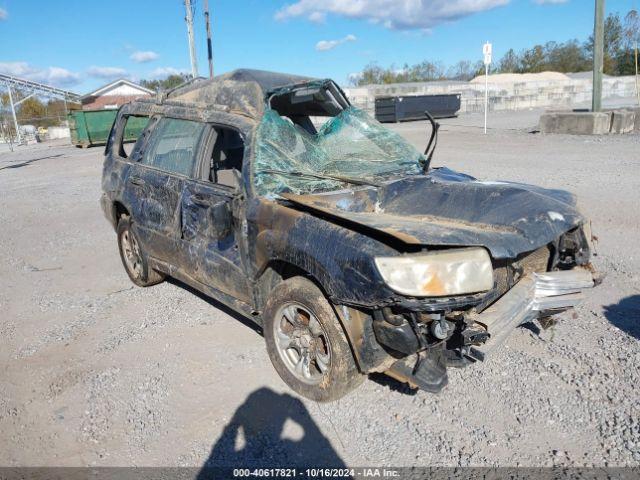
[0,108,638,469]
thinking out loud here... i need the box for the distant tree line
[352,9,640,86]
[139,73,191,92]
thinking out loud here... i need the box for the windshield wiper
[261,169,380,187]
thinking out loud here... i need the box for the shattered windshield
[253,107,424,196]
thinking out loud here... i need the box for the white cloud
[87,66,128,79]
[308,11,326,23]
[0,8,7,20]
[316,34,357,51]
[130,50,159,63]
[149,67,189,79]
[0,62,81,87]
[276,0,510,30]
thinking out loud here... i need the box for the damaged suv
[101,69,598,401]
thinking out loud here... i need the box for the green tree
[499,49,521,73]
[545,40,590,72]
[447,60,480,81]
[140,73,191,92]
[520,45,546,72]
[587,12,624,74]
[17,97,46,126]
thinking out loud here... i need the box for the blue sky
[0,0,637,94]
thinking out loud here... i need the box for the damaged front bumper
[468,267,596,361]
[385,267,597,392]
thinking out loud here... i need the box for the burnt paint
[281,168,584,259]
[101,71,593,376]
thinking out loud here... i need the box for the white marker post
[483,41,492,134]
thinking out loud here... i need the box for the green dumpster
[68,110,148,148]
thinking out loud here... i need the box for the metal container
[68,109,147,148]
[375,94,461,123]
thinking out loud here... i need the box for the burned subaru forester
[101,69,598,401]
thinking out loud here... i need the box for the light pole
[185,0,199,79]
[6,83,21,144]
[592,0,605,112]
[483,42,492,134]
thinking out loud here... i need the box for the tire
[117,216,164,287]
[263,276,364,402]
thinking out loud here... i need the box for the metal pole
[1,122,14,152]
[6,84,21,144]
[204,0,214,78]
[635,42,639,106]
[484,64,489,134]
[185,0,199,79]
[592,0,605,112]
[63,95,68,126]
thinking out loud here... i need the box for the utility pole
[184,0,199,79]
[204,0,214,78]
[6,84,21,145]
[592,0,605,112]
[483,42,492,134]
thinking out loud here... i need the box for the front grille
[518,245,552,275]
[493,246,551,298]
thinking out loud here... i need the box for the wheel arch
[255,260,364,372]
[113,200,130,225]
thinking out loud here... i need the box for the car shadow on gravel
[167,277,263,335]
[604,295,640,340]
[196,387,346,477]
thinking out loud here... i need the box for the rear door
[178,126,251,304]
[123,117,207,264]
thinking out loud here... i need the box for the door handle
[129,176,146,187]
[190,193,211,207]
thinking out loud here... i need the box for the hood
[280,168,584,259]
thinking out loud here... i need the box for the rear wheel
[117,216,164,287]
[263,277,363,402]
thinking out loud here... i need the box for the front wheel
[263,277,364,402]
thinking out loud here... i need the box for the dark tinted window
[141,118,205,176]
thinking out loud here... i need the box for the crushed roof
[164,69,316,118]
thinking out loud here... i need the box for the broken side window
[209,127,245,189]
[253,107,424,196]
[118,115,151,159]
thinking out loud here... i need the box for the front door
[178,126,251,304]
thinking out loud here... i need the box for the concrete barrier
[624,107,640,132]
[539,112,611,135]
[609,110,635,134]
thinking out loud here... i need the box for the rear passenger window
[140,118,205,177]
[118,115,150,158]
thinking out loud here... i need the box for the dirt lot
[1,109,639,469]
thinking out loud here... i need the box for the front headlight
[374,247,494,297]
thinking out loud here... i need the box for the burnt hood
[280,168,584,259]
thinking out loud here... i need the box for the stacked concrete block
[624,107,640,132]
[609,110,636,134]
